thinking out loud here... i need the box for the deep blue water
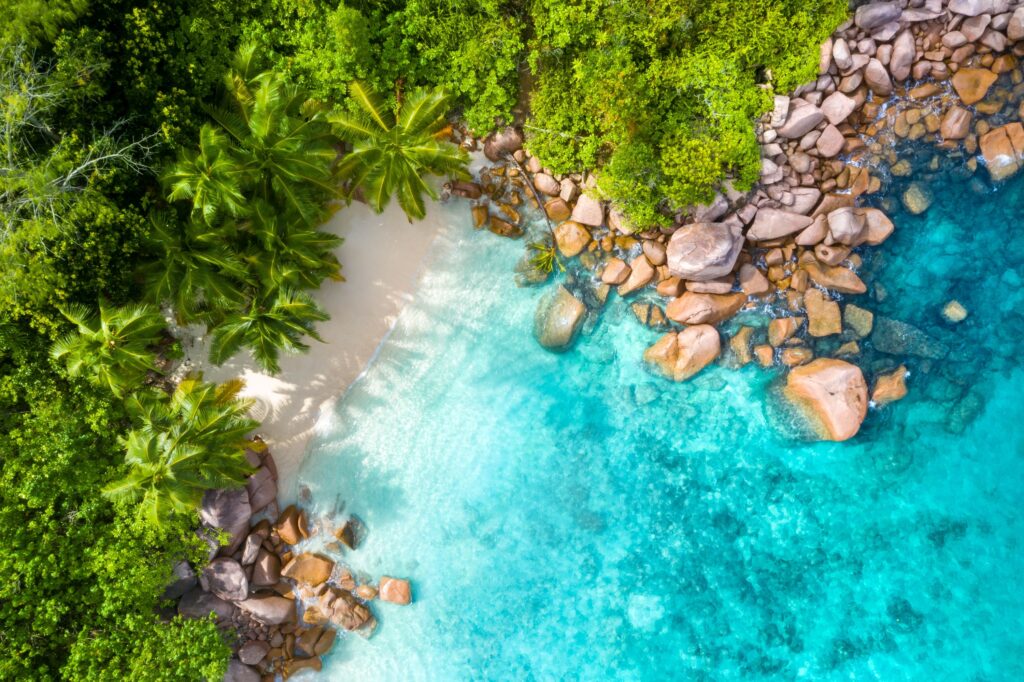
[295,163,1024,680]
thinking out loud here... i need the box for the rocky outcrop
[534,286,586,350]
[666,222,743,281]
[786,359,868,441]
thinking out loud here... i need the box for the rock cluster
[170,442,412,680]
[454,0,1024,440]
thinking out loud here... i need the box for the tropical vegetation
[0,0,844,677]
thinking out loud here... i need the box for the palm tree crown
[331,82,470,220]
[50,300,165,396]
[103,377,257,528]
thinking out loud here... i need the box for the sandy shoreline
[184,198,450,493]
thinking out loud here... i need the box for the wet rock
[738,264,771,296]
[644,326,720,382]
[544,198,571,222]
[534,286,586,351]
[951,68,998,105]
[781,347,814,367]
[844,304,874,338]
[570,193,604,226]
[200,488,251,555]
[488,215,524,238]
[666,221,744,281]
[665,292,746,325]
[802,260,866,295]
[746,208,814,242]
[940,106,972,141]
[275,505,305,546]
[202,558,248,602]
[769,317,804,347]
[618,255,655,296]
[872,365,908,406]
[553,221,591,257]
[942,300,969,323]
[873,317,948,359]
[785,359,868,441]
[805,289,842,337]
[379,577,412,605]
[601,258,631,285]
[281,553,334,587]
[729,326,755,366]
[236,595,297,625]
[980,123,1024,181]
[902,183,933,215]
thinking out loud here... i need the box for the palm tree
[209,288,329,374]
[245,200,343,290]
[331,82,470,220]
[50,300,165,396]
[103,378,257,528]
[162,125,249,227]
[138,212,250,323]
[210,47,339,225]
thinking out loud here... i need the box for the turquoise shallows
[297,167,1024,681]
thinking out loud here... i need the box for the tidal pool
[295,166,1024,680]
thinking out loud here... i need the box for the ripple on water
[296,167,1024,681]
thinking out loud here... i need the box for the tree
[138,212,250,323]
[103,377,257,528]
[245,199,343,291]
[50,300,165,396]
[163,125,249,227]
[331,82,469,220]
[209,288,329,374]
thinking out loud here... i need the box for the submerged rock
[902,183,932,215]
[872,365,909,406]
[644,326,720,382]
[872,317,948,359]
[980,123,1024,181]
[534,286,587,351]
[942,300,969,323]
[785,359,868,441]
[951,67,997,106]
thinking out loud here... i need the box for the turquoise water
[296,166,1024,680]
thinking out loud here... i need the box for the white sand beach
[184,198,452,492]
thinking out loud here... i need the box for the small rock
[379,577,412,605]
[872,366,908,406]
[902,183,932,214]
[805,289,841,337]
[844,304,874,338]
[951,68,998,106]
[942,300,969,323]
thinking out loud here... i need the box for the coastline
[183,198,451,494]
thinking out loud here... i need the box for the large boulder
[865,59,894,96]
[250,549,282,588]
[666,222,743,281]
[785,359,868,441]
[534,286,586,351]
[746,209,814,242]
[951,68,998,106]
[200,488,251,555]
[855,1,902,29]
[553,221,591,257]
[281,553,334,587]
[236,595,297,625]
[483,127,523,161]
[980,123,1024,181]
[826,207,867,246]
[665,292,745,325]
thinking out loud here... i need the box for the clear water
[295,165,1024,680]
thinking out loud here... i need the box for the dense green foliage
[525,0,847,227]
[332,83,469,219]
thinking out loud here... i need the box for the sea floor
[294,164,1024,680]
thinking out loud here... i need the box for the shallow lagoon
[296,165,1024,680]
